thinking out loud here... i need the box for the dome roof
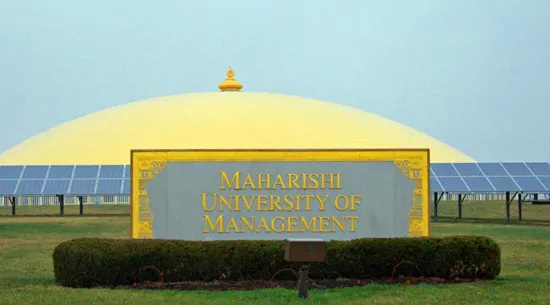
[0,92,473,165]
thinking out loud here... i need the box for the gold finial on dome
[218,66,243,92]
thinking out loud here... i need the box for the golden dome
[0,92,473,165]
[218,66,243,92]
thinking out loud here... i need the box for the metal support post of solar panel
[0,165,130,216]
[431,162,550,223]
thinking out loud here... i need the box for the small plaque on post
[284,238,326,299]
[284,238,326,263]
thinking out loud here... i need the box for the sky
[0,0,549,162]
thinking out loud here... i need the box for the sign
[130,149,430,240]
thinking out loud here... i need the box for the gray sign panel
[145,161,416,241]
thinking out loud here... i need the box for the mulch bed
[128,277,482,291]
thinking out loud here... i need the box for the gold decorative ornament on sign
[218,66,243,92]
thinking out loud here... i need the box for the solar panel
[488,177,521,192]
[15,179,45,195]
[122,179,130,194]
[48,166,74,179]
[0,166,23,179]
[99,165,124,178]
[43,180,70,195]
[96,179,123,195]
[70,179,97,195]
[539,177,550,190]
[463,177,495,192]
[1,162,548,196]
[73,166,99,179]
[513,177,546,192]
[0,180,17,195]
[477,163,507,177]
[22,166,49,179]
[453,163,483,177]
[502,163,532,176]
[431,163,459,176]
[438,177,469,192]
[430,179,444,192]
[526,163,550,176]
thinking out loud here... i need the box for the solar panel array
[0,165,130,196]
[431,162,550,193]
[1,162,549,196]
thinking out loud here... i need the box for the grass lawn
[1,200,550,304]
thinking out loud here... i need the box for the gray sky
[1,0,549,162]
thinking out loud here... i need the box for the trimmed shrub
[52,236,500,288]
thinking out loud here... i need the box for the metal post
[505,192,510,224]
[78,196,84,216]
[518,194,523,221]
[10,196,16,216]
[58,195,65,216]
[298,264,309,299]
[458,194,463,219]
[433,192,439,222]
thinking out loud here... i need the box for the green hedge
[52,236,500,288]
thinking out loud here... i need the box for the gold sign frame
[130,149,431,238]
